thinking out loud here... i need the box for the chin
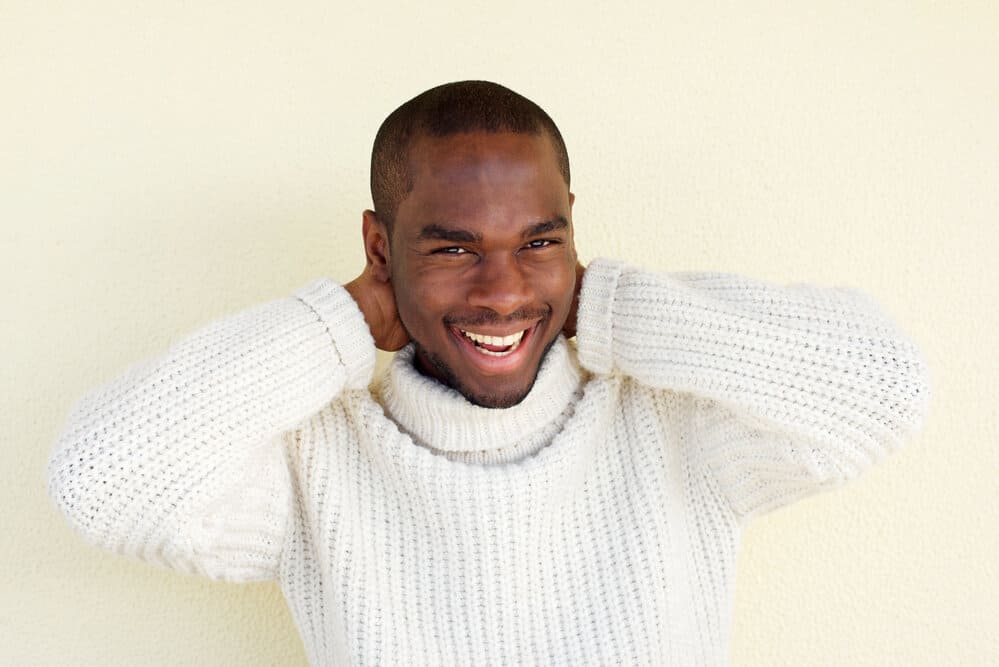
[413,333,560,409]
[466,387,532,409]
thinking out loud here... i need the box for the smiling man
[348,118,579,408]
[48,81,931,665]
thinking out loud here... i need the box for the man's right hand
[344,268,410,351]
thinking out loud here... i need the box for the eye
[525,239,558,249]
[433,246,469,255]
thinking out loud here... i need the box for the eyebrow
[416,216,569,243]
[522,216,569,238]
[417,224,482,243]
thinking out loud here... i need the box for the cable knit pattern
[48,258,931,665]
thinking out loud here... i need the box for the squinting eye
[435,247,468,255]
[526,239,555,249]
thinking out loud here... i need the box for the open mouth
[446,319,543,376]
[458,328,526,357]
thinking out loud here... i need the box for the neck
[376,337,584,461]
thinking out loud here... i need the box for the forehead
[408,131,559,179]
[396,131,568,229]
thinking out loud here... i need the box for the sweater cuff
[575,257,627,375]
[294,279,376,390]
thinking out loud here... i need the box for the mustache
[444,306,551,328]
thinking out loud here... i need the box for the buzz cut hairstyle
[370,80,571,231]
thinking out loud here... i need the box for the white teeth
[459,328,527,356]
[460,329,525,347]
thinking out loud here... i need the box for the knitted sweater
[48,258,930,666]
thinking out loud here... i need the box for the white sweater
[48,258,930,666]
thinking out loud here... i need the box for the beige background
[3,1,996,665]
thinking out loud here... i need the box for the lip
[457,326,529,339]
[448,320,541,376]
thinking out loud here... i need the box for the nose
[466,254,534,317]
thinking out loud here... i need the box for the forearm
[576,258,931,513]
[47,279,374,576]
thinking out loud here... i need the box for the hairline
[381,126,568,234]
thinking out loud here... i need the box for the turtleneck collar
[375,336,584,455]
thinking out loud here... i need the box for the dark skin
[346,248,584,348]
[345,131,586,408]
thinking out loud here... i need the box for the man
[48,81,930,665]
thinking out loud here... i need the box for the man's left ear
[567,192,577,261]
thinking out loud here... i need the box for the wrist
[575,258,627,375]
[295,279,377,389]
[344,277,377,333]
[561,261,586,339]
[343,272,409,351]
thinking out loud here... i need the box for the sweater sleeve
[47,279,375,581]
[575,258,931,519]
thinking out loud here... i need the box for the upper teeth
[461,330,525,346]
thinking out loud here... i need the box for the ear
[361,210,392,282]
[567,192,577,255]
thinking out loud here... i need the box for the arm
[575,258,931,519]
[47,280,375,581]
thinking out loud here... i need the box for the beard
[409,331,560,409]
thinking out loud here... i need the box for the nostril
[466,260,532,306]
[468,275,532,312]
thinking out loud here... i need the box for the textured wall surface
[3,1,996,664]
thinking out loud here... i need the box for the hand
[344,267,410,351]
[561,260,586,339]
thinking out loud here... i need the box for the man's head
[361,81,577,409]
[370,80,571,231]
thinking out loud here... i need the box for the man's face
[388,131,577,408]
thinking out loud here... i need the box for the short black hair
[370,80,571,229]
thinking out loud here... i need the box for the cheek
[540,263,576,298]
[400,261,469,302]
[393,275,454,335]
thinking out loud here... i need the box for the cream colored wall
[3,1,996,664]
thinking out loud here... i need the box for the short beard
[410,333,560,409]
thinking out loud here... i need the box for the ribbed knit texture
[48,258,931,665]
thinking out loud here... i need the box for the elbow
[884,332,932,445]
[47,421,123,553]
[47,437,102,549]
[817,331,932,481]
[853,334,932,470]
[848,289,933,453]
